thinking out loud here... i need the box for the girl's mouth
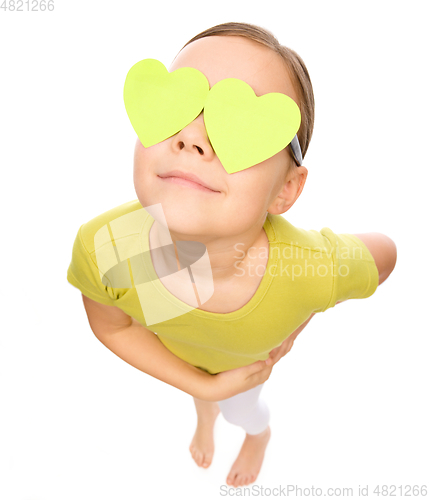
[158,175,221,194]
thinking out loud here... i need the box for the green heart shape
[204,78,301,174]
[123,59,209,148]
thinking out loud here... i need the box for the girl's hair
[179,21,315,168]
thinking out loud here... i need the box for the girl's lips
[158,175,221,193]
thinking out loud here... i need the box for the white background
[1,1,428,499]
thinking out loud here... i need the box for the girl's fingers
[259,366,273,383]
[268,348,280,360]
[268,353,279,365]
[246,362,272,381]
[268,339,294,367]
[241,359,267,377]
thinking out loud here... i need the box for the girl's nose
[171,113,216,161]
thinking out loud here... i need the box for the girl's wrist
[188,365,217,401]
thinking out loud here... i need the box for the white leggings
[217,383,270,435]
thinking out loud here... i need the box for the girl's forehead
[169,35,298,102]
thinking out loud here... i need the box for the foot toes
[203,452,213,467]
[232,474,241,487]
[190,448,199,464]
[226,472,236,486]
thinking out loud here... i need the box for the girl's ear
[268,165,308,215]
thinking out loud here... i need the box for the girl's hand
[202,358,274,402]
[268,313,316,367]
[267,334,296,366]
[197,316,315,402]
[200,330,299,402]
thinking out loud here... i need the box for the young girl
[67,22,397,488]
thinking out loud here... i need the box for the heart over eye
[123,58,209,147]
[204,78,301,174]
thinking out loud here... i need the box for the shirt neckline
[139,212,279,321]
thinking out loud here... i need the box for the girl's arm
[268,232,398,366]
[81,294,272,402]
[352,232,397,285]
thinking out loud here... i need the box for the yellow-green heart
[204,78,301,174]
[123,59,301,174]
[123,59,209,147]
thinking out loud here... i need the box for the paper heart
[123,59,209,148]
[203,78,301,174]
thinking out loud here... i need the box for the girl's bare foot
[189,398,220,468]
[226,426,271,487]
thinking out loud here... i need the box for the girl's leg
[217,383,270,435]
[218,383,271,487]
[189,398,220,468]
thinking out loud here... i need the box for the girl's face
[133,35,306,240]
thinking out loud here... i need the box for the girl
[67,22,397,488]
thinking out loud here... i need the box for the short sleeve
[320,228,379,311]
[67,224,117,307]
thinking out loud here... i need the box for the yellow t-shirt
[67,199,379,374]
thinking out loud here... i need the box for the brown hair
[178,21,315,168]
